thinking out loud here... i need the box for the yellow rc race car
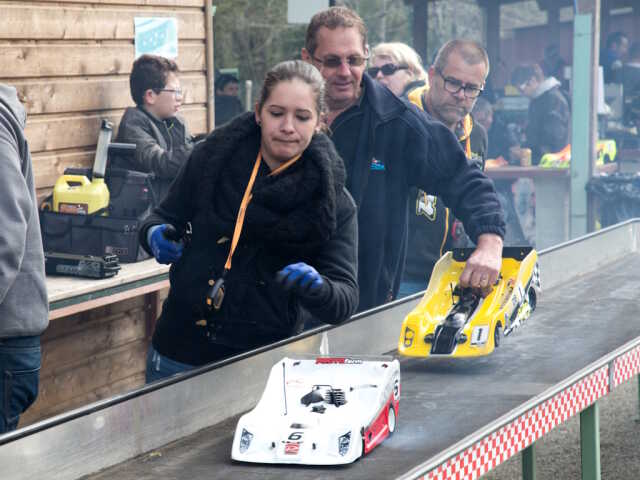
[398,247,541,358]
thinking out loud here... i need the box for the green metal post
[522,443,536,480]
[570,13,593,240]
[580,403,601,480]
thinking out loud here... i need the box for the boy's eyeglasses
[157,88,183,99]
[367,63,408,77]
[312,54,368,69]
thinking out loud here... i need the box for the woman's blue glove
[148,224,183,264]
[276,262,325,299]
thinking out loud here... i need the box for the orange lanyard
[459,115,473,158]
[223,150,301,272]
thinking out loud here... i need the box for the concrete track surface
[83,253,640,480]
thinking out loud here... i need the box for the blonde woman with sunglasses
[370,42,429,97]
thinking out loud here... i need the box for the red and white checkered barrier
[612,344,640,388]
[411,343,640,480]
[417,366,611,480]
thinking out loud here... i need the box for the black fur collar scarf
[193,112,347,255]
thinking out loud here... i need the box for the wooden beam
[0,42,205,79]
[412,0,428,66]
[206,0,215,132]
[1,4,205,40]
[25,106,207,154]
[12,74,207,115]
[571,0,601,236]
[49,280,170,320]
[486,0,501,89]
[35,0,204,5]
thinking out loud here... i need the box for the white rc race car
[231,356,401,465]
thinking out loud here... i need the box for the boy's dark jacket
[140,113,358,365]
[330,74,505,311]
[114,106,194,201]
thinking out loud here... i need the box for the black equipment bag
[64,166,158,219]
[40,206,148,263]
[40,143,157,263]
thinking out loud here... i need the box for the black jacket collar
[361,73,409,123]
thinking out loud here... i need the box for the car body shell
[398,247,541,358]
[231,356,401,465]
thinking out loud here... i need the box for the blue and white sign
[134,17,178,59]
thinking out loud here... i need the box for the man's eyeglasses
[312,54,368,69]
[156,88,183,99]
[367,63,408,77]
[436,68,483,99]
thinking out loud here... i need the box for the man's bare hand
[458,233,503,296]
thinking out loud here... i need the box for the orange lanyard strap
[223,151,301,272]
[458,115,473,158]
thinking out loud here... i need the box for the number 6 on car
[231,356,401,465]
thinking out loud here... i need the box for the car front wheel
[387,406,396,435]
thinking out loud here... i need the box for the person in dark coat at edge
[301,7,506,312]
[114,54,195,202]
[510,63,571,165]
[601,31,629,84]
[215,73,244,127]
[139,60,358,382]
[0,84,49,432]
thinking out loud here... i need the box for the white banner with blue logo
[134,17,178,59]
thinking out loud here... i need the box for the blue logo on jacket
[371,157,385,171]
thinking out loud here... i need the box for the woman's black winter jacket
[139,113,358,365]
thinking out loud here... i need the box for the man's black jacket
[330,74,505,312]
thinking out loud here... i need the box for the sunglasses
[312,54,369,69]
[367,63,409,77]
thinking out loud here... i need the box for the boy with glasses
[115,54,195,200]
[302,7,505,312]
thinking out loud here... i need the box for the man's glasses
[367,63,408,77]
[157,88,183,99]
[436,68,483,98]
[312,54,368,69]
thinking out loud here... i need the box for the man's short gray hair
[433,39,490,77]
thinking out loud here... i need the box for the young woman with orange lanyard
[140,60,358,382]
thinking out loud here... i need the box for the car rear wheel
[494,323,502,348]
[387,406,396,435]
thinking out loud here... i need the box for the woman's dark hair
[257,60,326,118]
[130,54,179,106]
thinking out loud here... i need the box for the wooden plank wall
[0,0,209,201]
[0,0,207,426]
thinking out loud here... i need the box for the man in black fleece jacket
[302,7,505,312]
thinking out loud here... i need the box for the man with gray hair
[0,83,48,433]
[302,7,505,311]
[400,40,491,296]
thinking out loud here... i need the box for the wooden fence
[0,0,210,425]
